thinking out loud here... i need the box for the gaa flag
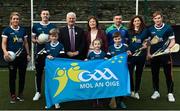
[45,52,130,108]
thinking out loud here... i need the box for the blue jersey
[87,50,106,60]
[109,44,128,56]
[1,26,27,52]
[45,41,64,57]
[128,28,150,55]
[32,22,56,54]
[149,23,175,53]
[106,24,128,46]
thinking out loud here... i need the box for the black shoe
[118,101,127,109]
[17,94,24,102]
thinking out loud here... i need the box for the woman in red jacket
[85,16,108,108]
[85,16,108,55]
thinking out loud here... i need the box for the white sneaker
[45,106,48,109]
[134,93,140,99]
[168,93,175,102]
[55,103,60,109]
[131,91,135,98]
[151,91,160,99]
[33,92,41,101]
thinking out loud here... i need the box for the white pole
[136,0,139,15]
[30,0,35,70]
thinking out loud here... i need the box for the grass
[0,67,180,110]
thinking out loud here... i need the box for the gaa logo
[53,63,118,97]
[78,68,118,82]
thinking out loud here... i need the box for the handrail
[33,21,130,24]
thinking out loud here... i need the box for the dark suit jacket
[59,26,86,60]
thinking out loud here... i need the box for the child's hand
[104,57,108,60]
[47,55,54,59]
[84,59,88,61]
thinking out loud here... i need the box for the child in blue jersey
[1,12,30,103]
[44,28,64,109]
[85,38,107,108]
[32,8,56,101]
[45,28,65,59]
[87,38,107,60]
[108,32,129,56]
[108,31,130,109]
[147,11,176,102]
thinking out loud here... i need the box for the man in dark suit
[59,12,86,60]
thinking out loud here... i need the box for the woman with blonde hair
[1,12,30,103]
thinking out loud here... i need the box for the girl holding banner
[86,38,107,108]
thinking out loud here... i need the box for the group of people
[1,8,176,109]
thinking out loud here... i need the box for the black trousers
[35,54,46,93]
[150,54,174,93]
[128,55,146,92]
[8,53,27,96]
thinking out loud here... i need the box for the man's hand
[72,51,79,56]
[67,52,74,57]
[67,51,79,57]
[36,39,44,44]
[164,48,170,53]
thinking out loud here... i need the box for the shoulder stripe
[169,35,175,39]
[24,35,28,38]
[106,25,115,34]
[32,33,36,36]
[2,35,8,38]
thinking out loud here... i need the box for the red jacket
[85,29,108,53]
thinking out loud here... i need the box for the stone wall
[0,0,180,28]
[0,0,30,27]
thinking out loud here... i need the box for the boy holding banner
[147,11,176,102]
[45,28,65,60]
[45,28,65,109]
[108,32,131,109]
